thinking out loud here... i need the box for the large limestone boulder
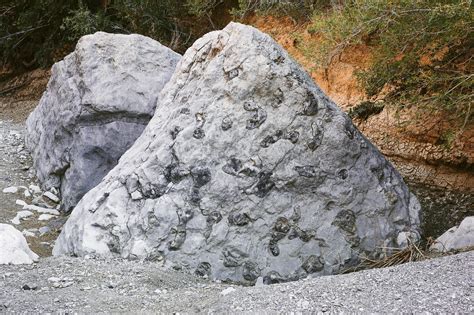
[0,224,39,264]
[53,23,421,283]
[26,32,181,211]
[430,217,474,252]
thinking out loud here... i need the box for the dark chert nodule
[228,212,251,226]
[195,262,212,278]
[302,255,324,274]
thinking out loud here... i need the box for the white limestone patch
[0,224,39,264]
[11,210,34,225]
[3,186,18,194]
[431,216,474,252]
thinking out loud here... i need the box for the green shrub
[61,4,111,42]
[186,0,225,17]
[231,0,323,20]
[308,0,473,121]
[1,1,79,68]
[0,0,231,70]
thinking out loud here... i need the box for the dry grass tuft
[342,238,473,274]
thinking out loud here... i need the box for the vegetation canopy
[308,0,473,123]
[0,0,472,121]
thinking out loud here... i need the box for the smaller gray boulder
[430,216,474,252]
[26,32,181,211]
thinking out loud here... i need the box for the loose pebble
[2,186,18,194]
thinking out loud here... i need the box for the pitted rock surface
[53,23,421,283]
[26,32,181,211]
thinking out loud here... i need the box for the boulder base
[26,32,181,211]
[54,23,420,283]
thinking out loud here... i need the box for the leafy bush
[109,0,187,50]
[0,0,231,70]
[186,0,225,17]
[1,0,82,68]
[231,0,324,20]
[308,0,473,121]
[61,4,111,42]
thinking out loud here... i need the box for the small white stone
[15,199,27,207]
[43,191,60,203]
[11,211,34,225]
[220,287,236,296]
[38,214,56,221]
[28,185,42,195]
[2,186,18,194]
[22,230,36,237]
[24,190,32,198]
[23,204,60,216]
[48,277,61,282]
[131,190,143,200]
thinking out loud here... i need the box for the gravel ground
[0,251,472,313]
[0,119,35,224]
[0,119,64,257]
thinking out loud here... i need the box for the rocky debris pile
[431,216,474,252]
[0,122,36,223]
[1,183,65,255]
[0,223,39,264]
[0,128,31,173]
[26,32,181,212]
[53,23,421,284]
[3,185,61,226]
[0,120,66,255]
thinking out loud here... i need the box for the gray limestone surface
[26,32,181,211]
[53,23,421,283]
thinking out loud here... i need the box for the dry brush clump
[343,237,474,274]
